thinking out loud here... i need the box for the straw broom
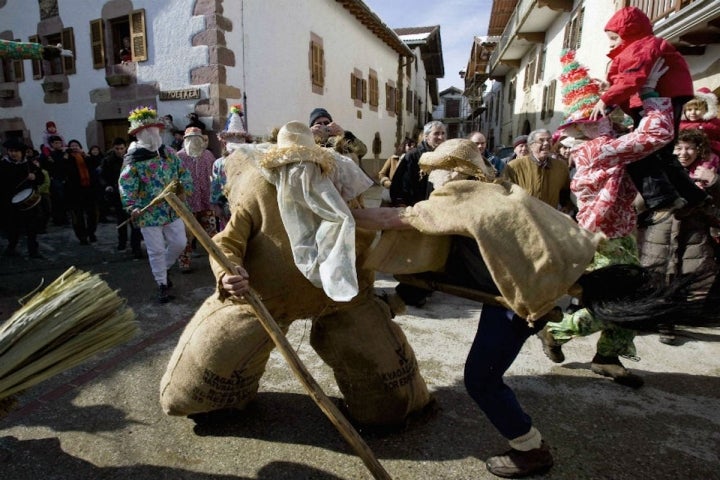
[0,267,138,404]
[159,182,393,480]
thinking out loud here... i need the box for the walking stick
[159,183,393,480]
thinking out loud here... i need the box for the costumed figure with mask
[211,104,252,231]
[118,107,193,303]
[160,121,433,431]
[177,127,217,272]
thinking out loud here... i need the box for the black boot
[590,354,644,388]
[158,284,171,303]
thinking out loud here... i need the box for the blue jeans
[464,304,536,440]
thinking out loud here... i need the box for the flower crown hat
[128,106,165,135]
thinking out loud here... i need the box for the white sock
[509,426,543,451]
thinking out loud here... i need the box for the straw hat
[419,138,493,179]
[128,106,164,135]
[183,126,203,138]
[260,121,335,174]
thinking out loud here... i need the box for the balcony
[487,0,573,77]
[628,0,720,55]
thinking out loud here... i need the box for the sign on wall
[159,88,201,101]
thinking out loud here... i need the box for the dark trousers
[70,203,99,242]
[464,304,538,440]
[115,203,142,251]
[626,97,708,209]
[4,205,41,255]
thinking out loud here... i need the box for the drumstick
[116,182,178,229]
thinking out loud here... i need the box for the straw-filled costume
[160,121,431,427]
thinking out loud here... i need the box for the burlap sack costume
[365,139,604,322]
[160,122,430,425]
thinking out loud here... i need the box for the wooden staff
[159,183,392,480]
[116,182,179,229]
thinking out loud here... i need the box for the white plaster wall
[239,0,405,157]
[145,0,208,126]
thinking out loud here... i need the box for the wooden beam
[676,44,706,56]
[537,0,573,12]
[499,59,521,69]
[517,32,545,43]
[679,30,720,46]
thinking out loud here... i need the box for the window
[0,38,25,83]
[523,56,536,90]
[445,98,460,118]
[546,79,556,118]
[385,81,397,116]
[563,7,584,50]
[535,48,545,84]
[368,70,379,108]
[406,88,413,113]
[30,28,76,76]
[89,9,147,68]
[309,33,324,93]
[350,69,366,106]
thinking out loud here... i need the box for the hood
[125,144,168,163]
[604,7,653,42]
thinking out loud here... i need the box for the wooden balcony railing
[624,0,695,23]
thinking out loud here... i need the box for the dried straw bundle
[0,267,138,401]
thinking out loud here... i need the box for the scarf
[71,152,90,187]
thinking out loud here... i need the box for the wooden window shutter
[61,27,76,74]
[385,83,391,110]
[350,73,356,99]
[28,35,42,79]
[11,38,25,82]
[540,85,548,120]
[548,79,556,117]
[575,8,584,50]
[90,18,105,69]
[395,87,401,115]
[129,9,147,62]
[362,79,367,103]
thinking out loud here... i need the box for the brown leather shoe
[486,441,553,478]
[537,325,564,363]
[590,354,644,389]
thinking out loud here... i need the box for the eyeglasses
[314,121,331,126]
[533,138,552,145]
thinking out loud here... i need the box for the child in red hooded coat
[590,6,711,225]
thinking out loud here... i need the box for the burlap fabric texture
[160,145,430,425]
[367,179,604,322]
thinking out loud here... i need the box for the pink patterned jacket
[571,97,674,239]
[177,149,216,213]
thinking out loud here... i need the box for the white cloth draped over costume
[237,144,372,302]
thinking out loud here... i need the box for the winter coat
[602,7,693,112]
[640,180,720,298]
[390,141,432,206]
[571,97,674,239]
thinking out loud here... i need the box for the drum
[11,188,41,211]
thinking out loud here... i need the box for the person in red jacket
[680,87,720,161]
[590,6,709,225]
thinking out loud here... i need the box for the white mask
[183,136,205,157]
[135,127,163,152]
